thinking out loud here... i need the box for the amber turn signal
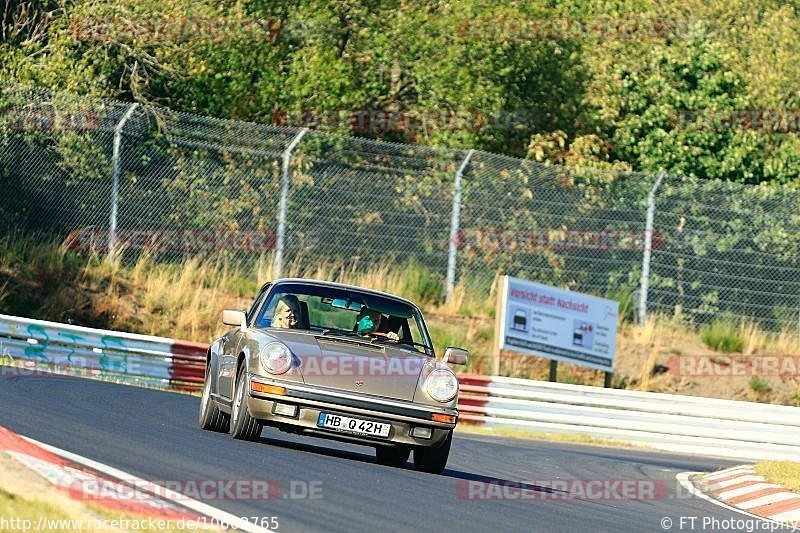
[251,382,286,395]
[431,413,456,424]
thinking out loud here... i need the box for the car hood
[267,330,430,401]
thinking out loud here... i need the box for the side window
[247,284,271,324]
[257,295,279,328]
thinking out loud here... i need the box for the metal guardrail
[1,313,798,461]
[0,314,206,390]
[458,374,800,461]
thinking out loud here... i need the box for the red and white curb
[0,426,270,532]
[698,465,800,526]
[0,426,195,520]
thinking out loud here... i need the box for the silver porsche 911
[199,278,468,474]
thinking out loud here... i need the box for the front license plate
[317,413,391,438]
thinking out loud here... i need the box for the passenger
[356,307,399,340]
[272,295,302,329]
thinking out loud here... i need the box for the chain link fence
[2,83,800,332]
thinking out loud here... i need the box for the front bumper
[246,374,457,448]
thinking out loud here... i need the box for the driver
[272,295,301,329]
[356,307,399,341]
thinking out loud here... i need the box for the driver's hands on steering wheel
[368,330,400,341]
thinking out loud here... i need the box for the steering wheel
[369,331,398,341]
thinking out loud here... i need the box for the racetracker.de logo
[70,479,323,501]
[674,109,800,133]
[666,355,800,377]
[295,355,426,377]
[69,18,281,42]
[456,479,669,500]
[65,228,276,253]
[456,18,674,40]
[271,108,538,133]
[0,363,98,379]
[456,228,663,253]
[1,108,100,132]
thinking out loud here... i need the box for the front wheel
[199,363,230,432]
[230,364,263,441]
[413,431,452,474]
[375,445,410,467]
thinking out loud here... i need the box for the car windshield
[255,282,434,356]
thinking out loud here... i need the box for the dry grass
[740,322,800,357]
[753,461,800,494]
[3,235,800,404]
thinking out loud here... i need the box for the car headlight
[425,368,459,402]
[260,342,292,375]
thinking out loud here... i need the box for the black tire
[413,431,452,474]
[375,445,410,467]
[199,363,230,432]
[230,363,263,441]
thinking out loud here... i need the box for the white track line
[771,508,800,524]
[676,472,799,531]
[22,436,269,533]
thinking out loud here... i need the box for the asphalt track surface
[0,370,764,533]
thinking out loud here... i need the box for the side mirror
[222,309,247,330]
[443,347,469,366]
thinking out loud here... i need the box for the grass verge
[0,452,201,532]
[753,461,800,494]
[455,423,649,450]
[3,234,800,405]
[700,318,745,353]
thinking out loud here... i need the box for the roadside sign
[496,276,618,373]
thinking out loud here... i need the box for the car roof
[266,278,420,308]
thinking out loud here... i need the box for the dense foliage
[4,0,800,184]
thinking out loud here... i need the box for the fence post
[107,102,140,259]
[273,128,309,278]
[638,170,666,326]
[445,149,475,303]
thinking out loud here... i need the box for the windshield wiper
[319,329,359,338]
[316,330,384,348]
[369,336,434,354]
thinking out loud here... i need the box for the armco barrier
[458,374,800,461]
[1,313,798,461]
[0,314,206,390]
